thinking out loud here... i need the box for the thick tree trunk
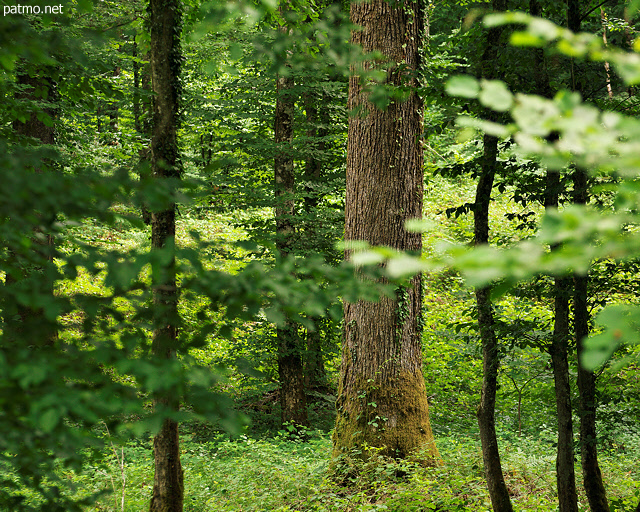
[148,0,183,510]
[6,66,58,347]
[545,170,579,512]
[333,0,438,461]
[274,40,308,426]
[475,134,513,512]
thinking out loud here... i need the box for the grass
[62,424,640,512]
[35,192,640,511]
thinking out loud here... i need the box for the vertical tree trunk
[475,135,513,512]
[138,44,152,226]
[574,170,609,512]
[566,2,609,510]
[546,169,579,512]
[133,40,141,134]
[472,1,513,510]
[531,1,579,506]
[333,0,439,461]
[274,18,308,426]
[148,0,183,510]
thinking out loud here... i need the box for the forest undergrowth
[31,175,640,511]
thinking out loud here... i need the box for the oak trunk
[333,0,438,460]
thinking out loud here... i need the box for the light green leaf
[351,250,385,266]
[445,75,480,99]
[386,255,428,279]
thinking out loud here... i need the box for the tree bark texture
[333,0,439,461]
[5,66,58,347]
[274,37,308,426]
[545,170,579,512]
[148,0,183,510]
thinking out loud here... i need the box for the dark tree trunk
[148,0,183,510]
[566,2,609,509]
[6,66,58,347]
[473,1,513,510]
[133,40,141,134]
[332,0,439,461]
[545,170,579,512]
[274,23,308,426]
[474,134,513,512]
[302,89,329,391]
[531,1,579,506]
[574,170,609,512]
[138,46,152,226]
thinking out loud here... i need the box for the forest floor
[63,411,640,511]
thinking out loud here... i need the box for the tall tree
[274,3,309,427]
[148,0,184,510]
[528,0,579,508]
[566,1,609,510]
[333,0,439,460]
[472,2,513,510]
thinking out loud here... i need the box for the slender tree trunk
[148,0,183,510]
[138,45,152,226]
[475,134,513,512]
[473,1,513,510]
[546,170,579,512]
[574,170,609,512]
[274,18,308,426]
[133,41,141,134]
[530,2,579,507]
[333,0,439,461]
[566,2,609,509]
[302,89,329,391]
[601,9,613,99]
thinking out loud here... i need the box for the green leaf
[445,75,480,99]
[479,80,513,112]
[582,305,640,370]
[39,408,61,433]
[351,250,385,266]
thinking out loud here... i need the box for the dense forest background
[2,0,640,510]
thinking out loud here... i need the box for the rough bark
[333,0,438,461]
[274,23,308,426]
[148,0,183,510]
[5,66,58,347]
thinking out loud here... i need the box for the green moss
[332,370,441,463]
